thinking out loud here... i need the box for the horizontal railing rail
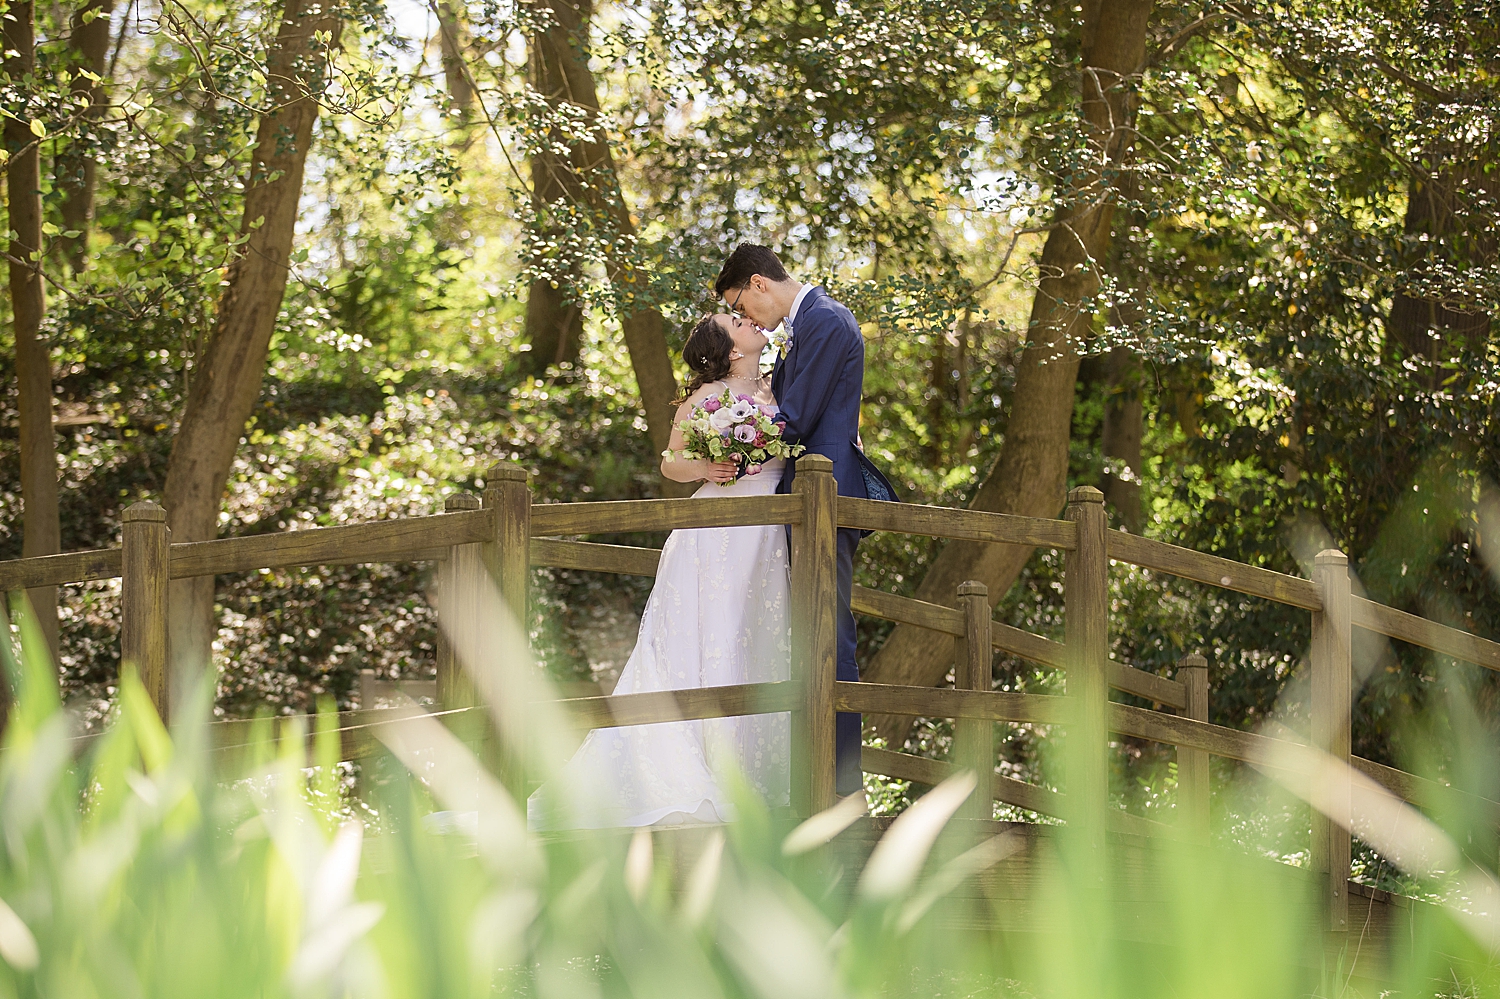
[5,493,1497,681]
[837,497,1077,550]
[1351,596,1500,673]
[168,510,493,579]
[859,745,1162,836]
[541,681,799,730]
[0,547,123,590]
[529,494,803,536]
[1106,530,1322,610]
[527,537,1189,710]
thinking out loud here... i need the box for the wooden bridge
[5,454,1500,979]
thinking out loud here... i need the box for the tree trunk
[162,0,342,676]
[5,0,61,660]
[1386,159,1495,364]
[56,0,115,271]
[436,1,473,118]
[1101,347,1144,532]
[521,0,679,461]
[863,0,1155,741]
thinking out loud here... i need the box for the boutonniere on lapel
[767,322,792,357]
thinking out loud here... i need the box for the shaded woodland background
[2,0,1498,832]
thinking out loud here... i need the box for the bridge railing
[6,457,1500,933]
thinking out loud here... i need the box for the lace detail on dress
[528,458,791,829]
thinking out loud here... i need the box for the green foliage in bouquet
[667,389,805,481]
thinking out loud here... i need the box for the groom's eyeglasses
[728,285,749,319]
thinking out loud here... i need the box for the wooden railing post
[955,580,993,823]
[437,491,482,712]
[1064,486,1108,850]
[483,465,532,621]
[122,501,170,722]
[790,454,838,817]
[482,465,532,797]
[1175,653,1210,843]
[1312,549,1352,932]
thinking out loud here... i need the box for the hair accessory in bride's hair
[677,315,735,404]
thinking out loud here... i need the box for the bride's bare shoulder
[674,382,723,419]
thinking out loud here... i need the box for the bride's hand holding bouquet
[664,388,804,485]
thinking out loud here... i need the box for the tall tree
[5,0,61,659]
[863,0,1156,738]
[162,0,344,673]
[521,0,679,458]
[56,0,116,271]
[436,1,474,120]
[1386,158,1495,362]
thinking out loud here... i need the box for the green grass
[3,593,1500,998]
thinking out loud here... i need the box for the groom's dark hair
[714,244,790,295]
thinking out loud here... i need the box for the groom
[715,244,892,798]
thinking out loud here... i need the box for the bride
[527,312,791,829]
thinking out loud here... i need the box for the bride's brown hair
[676,315,734,404]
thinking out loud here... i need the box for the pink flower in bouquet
[753,431,767,447]
[737,394,754,402]
[703,397,722,412]
[746,464,762,475]
[733,423,757,443]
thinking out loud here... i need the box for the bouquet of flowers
[665,388,804,482]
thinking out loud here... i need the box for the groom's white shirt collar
[785,283,815,332]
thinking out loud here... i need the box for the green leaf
[27,118,44,139]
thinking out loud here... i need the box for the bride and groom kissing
[529,243,895,830]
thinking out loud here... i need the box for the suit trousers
[835,526,862,795]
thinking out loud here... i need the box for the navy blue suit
[772,286,872,795]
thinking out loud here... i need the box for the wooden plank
[1311,550,1353,930]
[530,538,662,576]
[528,544,1182,712]
[435,493,482,712]
[833,681,1067,725]
[1351,757,1500,828]
[994,620,1067,670]
[122,503,170,721]
[1106,530,1322,611]
[838,496,1076,549]
[852,585,963,635]
[1352,596,1500,672]
[0,546,122,589]
[791,455,840,815]
[529,494,802,536]
[955,581,994,822]
[168,509,492,578]
[1066,487,1110,848]
[1109,702,1291,763]
[863,745,1059,816]
[1112,663,1188,711]
[851,585,1183,708]
[860,746,1162,836]
[207,704,487,764]
[1176,655,1211,843]
[546,681,798,730]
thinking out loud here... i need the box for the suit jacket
[772,287,895,506]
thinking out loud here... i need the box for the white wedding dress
[527,456,792,830]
